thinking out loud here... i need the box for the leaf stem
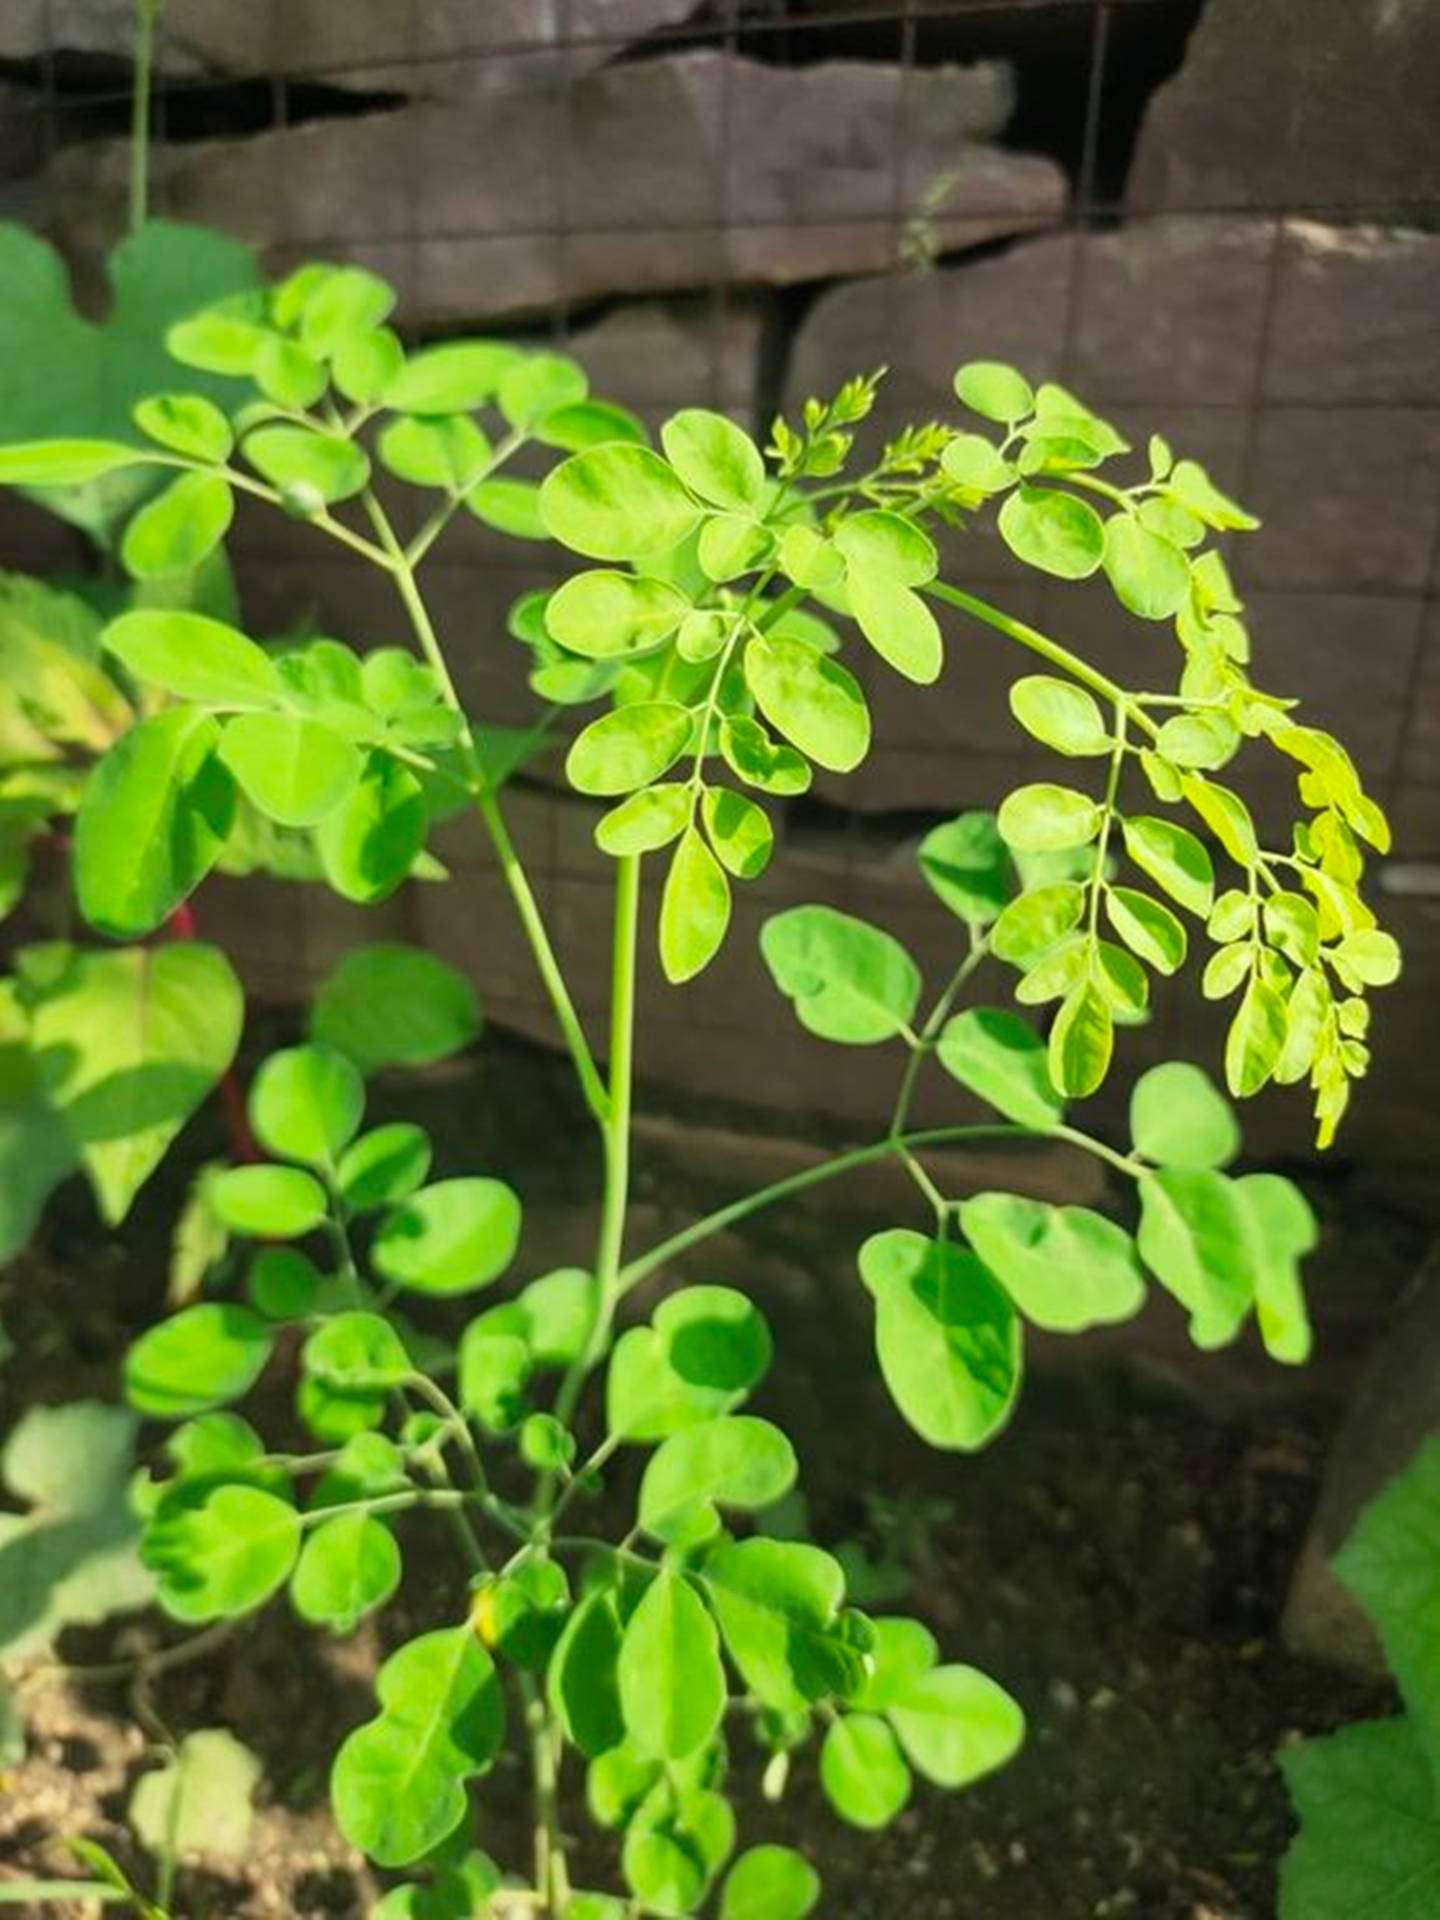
[555,851,640,1429]
[615,1120,1134,1293]
[926,582,1160,740]
[369,501,609,1124]
[128,0,162,234]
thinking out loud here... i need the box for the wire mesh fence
[1,0,1437,1165]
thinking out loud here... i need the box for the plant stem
[555,852,640,1433]
[927,582,1160,739]
[129,0,162,233]
[522,1679,571,1917]
[617,1122,1075,1293]
[373,512,608,1124]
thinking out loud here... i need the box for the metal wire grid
[6,0,1439,1114]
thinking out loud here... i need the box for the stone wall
[1,0,1437,1199]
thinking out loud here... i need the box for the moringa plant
[0,259,1400,1918]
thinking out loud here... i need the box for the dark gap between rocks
[0,51,405,146]
[629,0,1206,203]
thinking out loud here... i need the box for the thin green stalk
[522,1676,570,1916]
[129,0,162,233]
[889,937,988,1143]
[926,582,1160,739]
[373,513,608,1124]
[616,1124,1026,1292]
[556,852,640,1426]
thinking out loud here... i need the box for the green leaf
[1105,886,1187,974]
[134,394,233,462]
[1009,676,1111,757]
[331,1626,505,1867]
[1279,1717,1440,1920]
[23,942,244,1224]
[953,362,1034,423]
[718,714,812,797]
[1167,459,1258,532]
[660,827,731,984]
[383,340,521,413]
[125,1304,274,1418]
[541,445,702,560]
[1225,976,1288,1097]
[720,1846,821,1920]
[941,433,1015,493]
[857,1618,940,1711]
[958,1193,1145,1332]
[457,1316,530,1432]
[372,1178,521,1296]
[1332,1439,1440,1755]
[219,712,361,827]
[833,510,938,588]
[761,905,920,1045]
[1156,712,1240,772]
[246,1247,323,1320]
[547,570,689,661]
[243,425,370,505]
[0,220,254,525]
[997,783,1102,854]
[1129,1061,1238,1169]
[336,1123,432,1213]
[550,1590,626,1759]
[1136,1168,1253,1349]
[465,477,548,540]
[0,1402,151,1659]
[129,1728,261,1865]
[1101,516,1190,620]
[597,784,692,858]
[498,352,588,431]
[304,1312,412,1392]
[317,754,427,904]
[661,409,766,510]
[291,1513,401,1634]
[702,1538,849,1713]
[885,1665,1025,1788]
[998,488,1105,579]
[1120,819,1213,925]
[377,413,491,491]
[567,702,692,797]
[1240,1173,1317,1366]
[743,632,870,774]
[656,1285,772,1395]
[0,1024,78,1264]
[606,1326,742,1444]
[618,1569,726,1759]
[847,572,943,685]
[104,608,281,710]
[536,399,648,453]
[989,882,1084,966]
[249,1044,364,1167]
[702,788,772,880]
[0,438,154,487]
[311,945,479,1073]
[520,1269,599,1368]
[144,1483,300,1623]
[820,1715,911,1830]
[639,1416,797,1545]
[208,1164,329,1239]
[74,708,236,936]
[917,812,1010,926]
[859,1230,1022,1451]
[1048,979,1114,1099]
[121,471,234,580]
[936,1008,1063,1129]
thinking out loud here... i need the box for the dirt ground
[0,1031,1413,1919]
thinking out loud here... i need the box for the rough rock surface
[35,52,1063,323]
[1283,1246,1440,1675]
[1128,0,1440,214]
[0,2,703,94]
